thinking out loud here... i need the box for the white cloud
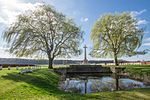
[0,0,42,25]
[130,9,146,17]
[144,31,149,34]
[0,0,42,58]
[145,37,150,41]
[143,43,150,46]
[143,37,150,46]
[84,18,88,22]
[80,17,89,22]
[0,50,15,58]
[130,9,148,25]
[137,19,148,25]
[0,47,9,50]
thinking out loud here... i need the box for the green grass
[123,65,150,75]
[0,68,150,100]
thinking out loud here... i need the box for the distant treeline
[0,58,147,67]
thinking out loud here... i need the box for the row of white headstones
[0,66,41,74]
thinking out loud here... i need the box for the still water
[60,76,149,94]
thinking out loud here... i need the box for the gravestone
[8,66,10,70]
[16,66,19,70]
[0,66,2,70]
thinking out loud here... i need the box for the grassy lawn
[123,65,150,75]
[0,68,150,100]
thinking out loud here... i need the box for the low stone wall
[67,64,112,73]
[54,65,126,75]
[129,73,150,84]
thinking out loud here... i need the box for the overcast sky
[0,0,150,61]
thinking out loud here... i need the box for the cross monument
[83,45,88,64]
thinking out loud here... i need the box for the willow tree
[3,4,83,69]
[90,13,145,66]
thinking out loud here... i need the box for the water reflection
[60,76,148,94]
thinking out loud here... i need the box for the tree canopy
[3,4,83,68]
[90,12,145,65]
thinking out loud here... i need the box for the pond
[59,75,150,94]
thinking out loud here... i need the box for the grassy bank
[0,68,150,100]
[124,65,150,75]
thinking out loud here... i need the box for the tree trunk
[115,74,119,90]
[48,57,53,69]
[113,53,119,90]
[114,53,119,66]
